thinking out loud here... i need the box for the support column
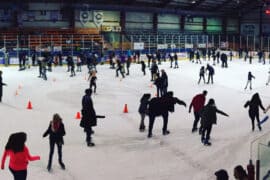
[222,17,227,36]
[120,11,126,51]
[180,15,185,32]
[203,17,207,34]
[259,5,263,50]
[153,13,158,33]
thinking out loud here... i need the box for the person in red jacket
[1,132,40,180]
[189,90,207,133]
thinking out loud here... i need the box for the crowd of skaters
[1,46,270,179]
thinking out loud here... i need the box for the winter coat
[161,73,168,88]
[80,95,97,128]
[1,146,40,171]
[154,77,163,88]
[189,94,206,113]
[244,100,265,115]
[200,105,227,128]
[138,96,150,114]
[43,121,66,144]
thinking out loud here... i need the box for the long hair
[5,132,26,153]
[250,93,261,105]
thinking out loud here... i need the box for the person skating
[141,61,146,75]
[41,58,47,80]
[0,70,7,102]
[146,53,152,67]
[126,56,131,75]
[200,99,229,145]
[76,55,82,72]
[215,169,229,180]
[116,59,125,78]
[266,68,270,85]
[1,132,40,180]
[206,64,215,84]
[69,56,76,77]
[169,53,174,68]
[195,50,201,64]
[154,73,163,98]
[198,66,206,84]
[244,93,265,131]
[220,53,228,68]
[174,53,179,68]
[88,70,97,94]
[189,90,207,133]
[234,165,248,180]
[138,93,151,132]
[147,91,186,138]
[43,113,66,171]
[80,89,105,146]
[244,71,255,90]
[160,69,168,96]
[150,60,159,81]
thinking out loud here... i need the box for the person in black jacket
[244,93,265,131]
[150,60,159,81]
[80,89,105,146]
[0,71,7,102]
[244,71,255,90]
[200,99,229,146]
[43,113,66,171]
[206,64,215,84]
[141,61,146,75]
[154,73,163,98]
[80,89,96,147]
[88,71,97,94]
[160,69,168,96]
[138,93,151,132]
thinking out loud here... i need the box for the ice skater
[1,132,40,180]
[174,53,179,68]
[244,93,265,131]
[150,60,159,81]
[141,61,146,75]
[154,73,163,97]
[189,90,207,133]
[200,99,229,146]
[43,113,66,171]
[116,59,125,78]
[80,89,105,146]
[266,68,270,85]
[147,91,186,138]
[195,50,201,64]
[198,66,205,84]
[88,70,97,94]
[244,71,255,90]
[138,93,151,132]
[160,69,168,96]
[76,55,82,72]
[206,64,215,84]
[0,70,7,102]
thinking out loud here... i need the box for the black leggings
[9,167,27,180]
[249,111,261,129]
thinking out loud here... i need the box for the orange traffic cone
[15,90,19,96]
[123,104,128,113]
[18,85,22,89]
[27,101,33,110]
[76,112,81,119]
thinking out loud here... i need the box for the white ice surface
[0,59,270,180]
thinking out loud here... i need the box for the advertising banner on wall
[198,43,206,48]
[133,42,144,50]
[170,44,176,49]
[207,43,214,48]
[241,24,259,36]
[157,44,168,49]
[220,42,228,48]
[80,10,90,26]
[93,11,103,27]
[185,44,193,48]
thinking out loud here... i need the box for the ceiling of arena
[2,0,270,16]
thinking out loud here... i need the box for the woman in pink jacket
[1,132,40,180]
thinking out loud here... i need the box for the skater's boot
[162,130,170,136]
[258,125,262,131]
[252,125,255,131]
[139,124,145,132]
[59,161,65,170]
[87,141,95,147]
[192,127,198,133]
[204,139,211,146]
[201,137,205,143]
[147,132,152,138]
[47,164,51,172]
